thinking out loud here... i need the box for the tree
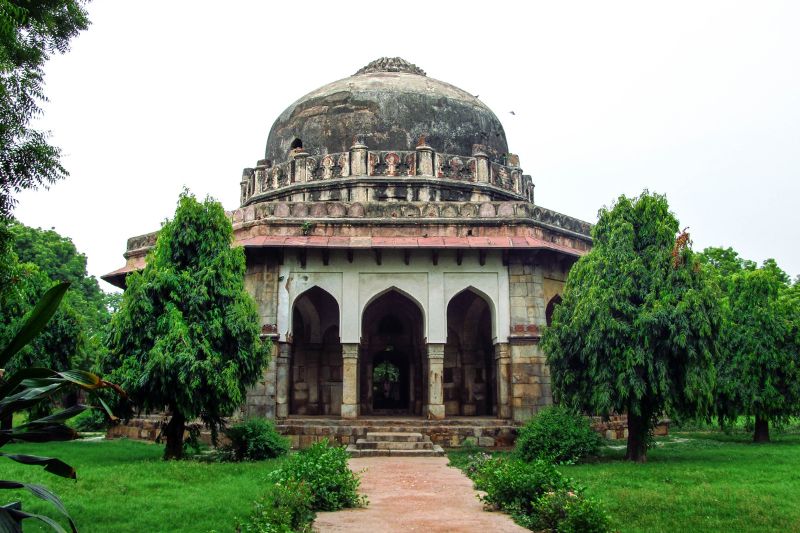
[105,191,269,459]
[7,221,110,369]
[0,222,113,425]
[0,0,90,218]
[701,249,800,442]
[542,191,721,462]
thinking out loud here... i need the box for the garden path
[313,456,528,532]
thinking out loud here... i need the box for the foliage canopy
[0,0,90,217]
[542,191,721,461]
[105,191,269,459]
[700,248,800,442]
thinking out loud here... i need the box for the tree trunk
[625,411,649,463]
[753,415,770,443]
[0,414,11,431]
[163,412,186,460]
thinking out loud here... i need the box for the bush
[69,408,111,432]
[515,406,601,464]
[224,418,290,461]
[528,489,611,533]
[473,457,568,515]
[237,481,314,533]
[269,439,366,511]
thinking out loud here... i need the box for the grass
[1,438,282,532]
[450,429,800,533]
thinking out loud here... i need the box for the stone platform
[275,416,518,449]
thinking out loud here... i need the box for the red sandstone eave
[102,235,586,289]
[100,265,137,289]
[235,235,586,256]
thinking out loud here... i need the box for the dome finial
[355,57,426,76]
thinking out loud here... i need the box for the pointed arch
[360,285,426,337]
[289,285,342,416]
[448,285,497,340]
[545,294,562,327]
[289,285,341,342]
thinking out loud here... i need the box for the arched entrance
[445,289,495,416]
[360,290,425,415]
[290,287,342,415]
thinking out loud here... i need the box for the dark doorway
[290,287,342,415]
[444,289,495,416]
[360,290,425,415]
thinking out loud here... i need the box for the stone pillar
[494,342,511,419]
[416,137,434,176]
[241,167,253,204]
[291,150,310,183]
[426,343,445,419]
[341,343,359,419]
[473,144,489,183]
[275,342,291,418]
[350,135,368,176]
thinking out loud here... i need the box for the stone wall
[243,252,280,418]
[506,253,573,422]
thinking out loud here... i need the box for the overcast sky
[14,1,800,289]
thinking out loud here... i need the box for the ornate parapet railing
[230,201,592,238]
[240,137,534,206]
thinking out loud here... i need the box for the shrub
[224,418,290,461]
[528,489,611,533]
[70,407,111,432]
[269,439,366,511]
[473,457,568,516]
[515,406,601,464]
[237,481,314,533]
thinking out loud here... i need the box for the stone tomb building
[104,58,592,446]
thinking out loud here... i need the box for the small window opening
[290,138,303,150]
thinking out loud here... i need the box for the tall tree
[105,191,269,459]
[0,0,90,218]
[0,222,110,380]
[542,191,721,462]
[701,249,800,442]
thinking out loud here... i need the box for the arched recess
[545,294,562,327]
[360,289,425,416]
[290,286,342,415]
[360,285,427,341]
[444,289,495,416]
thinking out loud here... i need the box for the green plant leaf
[0,503,72,533]
[0,282,70,368]
[0,453,76,479]
[0,481,74,530]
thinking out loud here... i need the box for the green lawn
[1,438,280,532]
[560,431,800,532]
[450,430,800,533]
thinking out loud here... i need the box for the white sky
[14,1,800,290]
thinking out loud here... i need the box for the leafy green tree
[105,191,269,459]
[542,191,721,462]
[701,249,800,442]
[0,222,110,421]
[0,0,90,217]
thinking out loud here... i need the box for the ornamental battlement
[240,138,534,206]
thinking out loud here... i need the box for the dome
[264,58,509,163]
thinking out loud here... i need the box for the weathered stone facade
[103,58,594,447]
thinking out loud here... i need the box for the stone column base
[426,403,445,419]
[341,404,358,419]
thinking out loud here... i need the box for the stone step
[365,431,425,442]
[356,439,434,450]
[346,444,445,458]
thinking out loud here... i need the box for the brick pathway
[313,456,527,532]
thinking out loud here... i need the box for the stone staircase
[346,431,445,457]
